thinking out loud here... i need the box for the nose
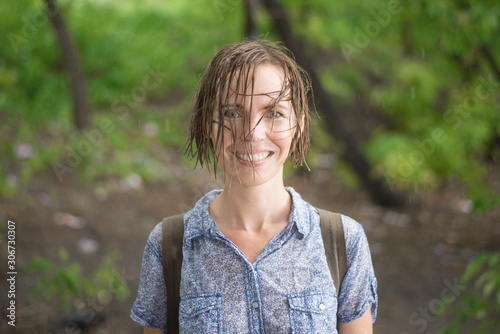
[240,114,267,142]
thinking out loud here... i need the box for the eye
[267,109,283,118]
[223,107,241,118]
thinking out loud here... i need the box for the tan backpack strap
[161,214,184,334]
[317,208,347,297]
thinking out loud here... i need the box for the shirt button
[186,308,192,314]
[319,303,326,311]
[252,302,259,309]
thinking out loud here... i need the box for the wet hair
[186,39,312,175]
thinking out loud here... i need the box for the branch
[479,45,500,84]
[245,0,259,39]
[262,0,404,206]
[45,0,90,130]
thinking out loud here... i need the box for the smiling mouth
[235,152,272,162]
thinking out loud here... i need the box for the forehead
[227,64,286,99]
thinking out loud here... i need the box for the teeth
[236,152,270,162]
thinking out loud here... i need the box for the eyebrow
[224,91,291,103]
[227,86,286,97]
[221,103,242,109]
[220,102,290,114]
[267,102,290,110]
[222,89,292,111]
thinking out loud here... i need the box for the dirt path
[1,165,499,333]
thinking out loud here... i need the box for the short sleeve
[130,223,168,332]
[337,215,378,323]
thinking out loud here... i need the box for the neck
[210,178,292,232]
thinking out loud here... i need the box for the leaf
[58,247,69,261]
[438,323,459,334]
[60,271,81,298]
[483,279,496,299]
[488,253,500,268]
[476,272,494,290]
[462,253,492,282]
[25,257,54,273]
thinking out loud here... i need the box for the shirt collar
[286,187,315,239]
[183,187,315,245]
[184,189,222,245]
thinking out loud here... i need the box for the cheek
[211,130,233,161]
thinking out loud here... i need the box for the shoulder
[146,222,163,256]
[313,210,368,252]
[340,214,366,242]
[339,214,372,267]
[147,213,191,253]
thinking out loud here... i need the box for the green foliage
[0,0,499,210]
[0,0,243,197]
[339,0,500,210]
[439,252,500,334]
[274,0,500,210]
[25,248,130,312]
[52,105,189,184]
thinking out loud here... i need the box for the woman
[131,39,377,333]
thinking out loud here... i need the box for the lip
[234,151,273,167]
[235,148,271,154]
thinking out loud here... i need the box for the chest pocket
[288,293,337,334]
[179,295,222,334]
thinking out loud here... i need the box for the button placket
[245,264,263,333]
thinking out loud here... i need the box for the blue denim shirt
[131,187,377,333]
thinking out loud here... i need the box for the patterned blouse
[131,187,378,333]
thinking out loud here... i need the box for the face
[211,64,301,187]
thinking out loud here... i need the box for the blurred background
[1,0,499,333]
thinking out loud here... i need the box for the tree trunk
[45,0,90,130]
[262,0,403,206]
[479,45,500,84]
[245,0,259,39]
[400,18,413,57]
